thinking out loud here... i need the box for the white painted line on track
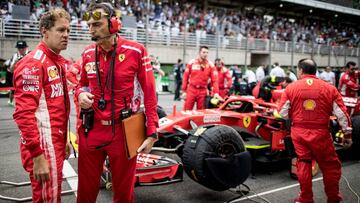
[230,177,324,202]
[62,160,78,197]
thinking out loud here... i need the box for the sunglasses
[82,11,109,21]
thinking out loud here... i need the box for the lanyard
[93,37,118,149]
[95,38,118,101]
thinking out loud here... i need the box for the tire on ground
[182,124,248,191]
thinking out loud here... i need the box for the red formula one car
[330,96,360,157]
[154,94,359,190]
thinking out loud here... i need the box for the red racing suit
[216,66,232,98]
[278,75,351,203]
[338,70,359,97]
[75,35,158,203]
[182,58,219,110]
[13,41,70,203]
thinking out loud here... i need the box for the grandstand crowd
[1,0,359,47]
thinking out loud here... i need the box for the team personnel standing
[173,58,184,101]
[319,66,335,85]
[181,46,219,110]
[150,55,165,93]
[76,3,158,202]
[338,61,359,97]
[5,40,30,106]
[256,64,266,82]
[215,58,232,98]
[270,62,286,77]
[243,68,257,94]
[12,8,71,202]
[278,59,352,203]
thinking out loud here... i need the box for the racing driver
[13,8,71,202]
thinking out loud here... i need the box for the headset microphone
[91,34,114,41]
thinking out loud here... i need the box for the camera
[98,98,106,111]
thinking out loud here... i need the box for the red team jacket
[181,58,219,94]
[75,35,158,136]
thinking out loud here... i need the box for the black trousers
[174,80,182,100]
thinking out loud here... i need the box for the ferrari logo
[303,99,316,110]
[243,116,251,128]
[306,79,313,86]
[118,54,125,62]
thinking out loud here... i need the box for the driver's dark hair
[298,58,317,75]
[346,61,356,68]
[199,45,209,52]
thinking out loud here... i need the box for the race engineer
[12,8,71,202]
[338,61,359,97]
[76,2,158,202]
[215,58,232,98]
[278,58,352,203]
[181,46,220,110]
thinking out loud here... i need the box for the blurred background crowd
[1,0,359,47]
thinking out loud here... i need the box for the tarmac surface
[0,93,359,203]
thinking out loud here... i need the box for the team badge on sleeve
[47,66,59,81]
[85,62,96,74]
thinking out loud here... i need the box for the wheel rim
[217,142,237,158]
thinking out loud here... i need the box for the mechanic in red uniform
[215,58,232,98]
[181,46,220,110]
[338,61,359,97]
[278,59,352,203]
[66,58,82,143]
[12,8,71,203]
[76,3,158,203]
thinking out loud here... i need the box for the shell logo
[303,99,316,110]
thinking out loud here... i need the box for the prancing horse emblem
[119,54,125,62]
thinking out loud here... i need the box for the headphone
[100,2,121,34]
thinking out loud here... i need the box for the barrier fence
[0,18,359,58]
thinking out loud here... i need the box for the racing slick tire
[182,124,251,191]
[157,105,167,119]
